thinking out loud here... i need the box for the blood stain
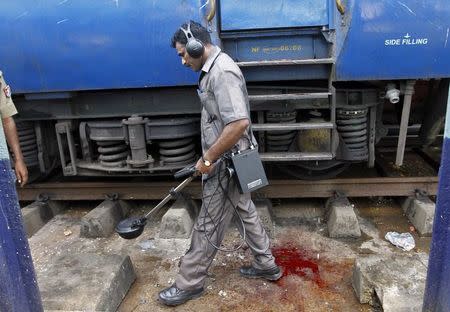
[273,246,325,287]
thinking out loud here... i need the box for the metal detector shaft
[143,176,194,219]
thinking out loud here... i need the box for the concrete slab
[353,253,428,312]
[21,201,53,237]
[402,195,435,236]
[21,200,67,237]
[326,196,361,238]
[47,201,67,216]
[38,253,136,312]
[80,199,131,238]
[159,197,199,239]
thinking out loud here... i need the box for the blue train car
[0,0,449,179]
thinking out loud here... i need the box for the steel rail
[17,176,438,201]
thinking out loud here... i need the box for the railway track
[17,176,438,201]
[17,149,440,201]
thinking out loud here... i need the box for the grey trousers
[175,163,276,290]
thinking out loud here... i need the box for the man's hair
[171,20,211,48]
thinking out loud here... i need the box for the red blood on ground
[273,246,325,287]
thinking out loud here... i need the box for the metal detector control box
[230,146,268,193]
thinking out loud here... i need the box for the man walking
[159,21,281,306]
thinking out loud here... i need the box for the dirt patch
[27,198,430,312]
[376,152,436,177]
[116,223,371,312]
[354,197,432,253]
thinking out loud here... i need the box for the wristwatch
[202,156,212,167]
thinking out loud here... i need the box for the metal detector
[115,165,197,239]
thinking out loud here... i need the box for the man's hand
[195,157,215,175]
[3,116,28,186]
[14,158,28,187]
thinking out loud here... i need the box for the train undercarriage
[11,79,448,181]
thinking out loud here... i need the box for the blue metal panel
[220,0,329,31]
[422,81,450,311]
[0,124,43,311]
[0,1,206,94]
[336,0,450,81]
[242,65,329,82]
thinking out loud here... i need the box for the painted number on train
[251,45,302,54]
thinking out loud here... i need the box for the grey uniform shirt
[198,47,256,155]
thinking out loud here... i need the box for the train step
[237,58,334,67]
[252,122,334,131]
[248,92,331,102]
[260,152,333,162]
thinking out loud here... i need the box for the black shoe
[158,285,204,306]
[239,265,282,281]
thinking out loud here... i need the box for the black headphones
[179,22,205,59]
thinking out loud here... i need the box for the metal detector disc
[115,217,147,239]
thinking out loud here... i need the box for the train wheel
[275,160,350,180]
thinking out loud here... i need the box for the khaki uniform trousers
[175,161,276,290]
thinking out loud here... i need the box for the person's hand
[14,159,28,187]
[195,157,215,175]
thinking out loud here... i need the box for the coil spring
[15,122,39,167]
[159,137,196,165]
[336,108,369,160]
[265,111,297,152]
[97,141,129,167]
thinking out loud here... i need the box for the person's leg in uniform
[233,193,282,280]
[159,163,239,306]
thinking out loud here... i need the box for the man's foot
[158,285,204,306]
[239,265,282,281]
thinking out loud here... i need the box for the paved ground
[27,197,431,312]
